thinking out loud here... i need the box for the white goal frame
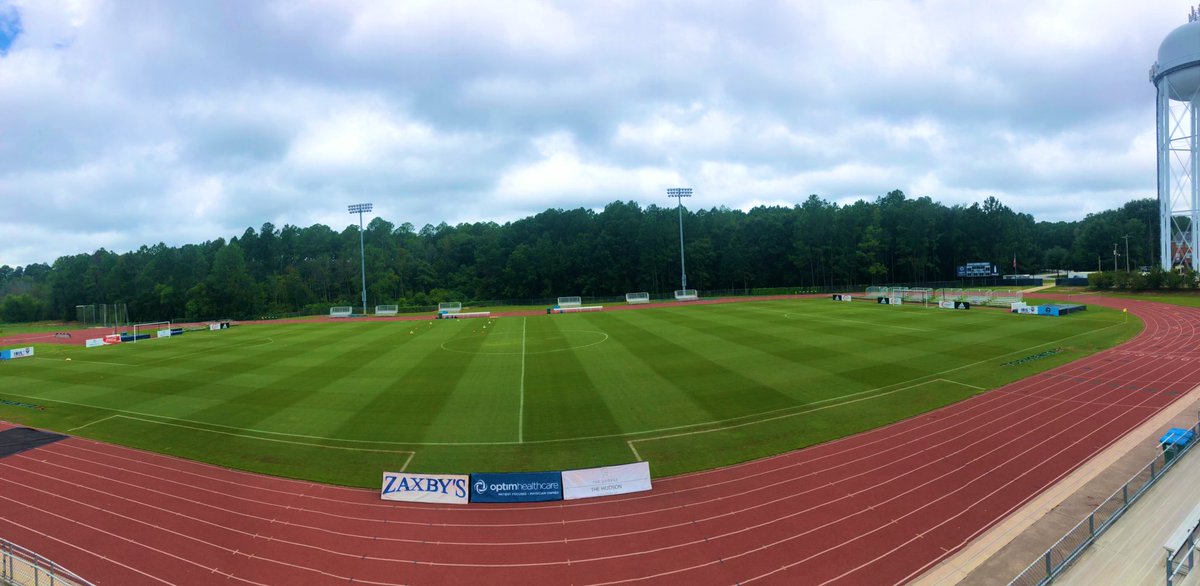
[330,306,353,318]
[132,321,172,343]
[375,305,399,316]
[557,296,582,308]
[625,292,650,304]
[674,289,699,301]
[438,302,462,314]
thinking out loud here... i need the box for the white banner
[157,329,173,338]
[380,472,469,504]
[939,301,955,309]
[85,338,105,348]
[11,347,34,358]
[561,461,652,501]
[210,323,221,331]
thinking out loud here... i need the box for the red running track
[1,296,1197,585]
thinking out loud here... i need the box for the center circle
[440,329,609,355]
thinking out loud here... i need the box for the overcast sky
[0,0,1188,267]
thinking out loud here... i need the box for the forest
[0,190,1161,322]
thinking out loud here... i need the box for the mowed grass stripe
[522,315,622,442]
[407,318,522,443]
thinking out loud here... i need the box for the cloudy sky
[0,0,1188,267]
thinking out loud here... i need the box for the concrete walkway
[1055,441,1200,586]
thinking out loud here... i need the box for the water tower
[1152,7,1200,269]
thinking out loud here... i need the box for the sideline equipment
[375,305,399,316]
[438,302,462,314]
[439,311,490,320]
[551,306,602,314]
[626,292,650,304]
[330,306,353,318]
[674,289,699,301]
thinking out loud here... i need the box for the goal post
[330,306,353,318]
[132,321,172,342]
[625,292,650,304]
[557,296,582,308]
[375,305,399,316]
[438,302,462,314]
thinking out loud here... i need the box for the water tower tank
[1153,9,1200,270]
[1156,20,1200,100]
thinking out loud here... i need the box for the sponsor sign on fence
[939,301,970,310]
[157,329,173,338]
[85,338,105,348]
[469,471,563,503]
[0,347,34,360]
[103,334,122,345]
[831,294,851,302]
[562,461,652,501]
[380,472,469,504]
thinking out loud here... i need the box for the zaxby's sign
[380,472,469,504]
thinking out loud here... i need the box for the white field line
[399,451,416,472]
[3,317,1126,448]
[67,414,120,432]
[519,316,527,444]
[90,414,414,456]
[939,378,986,391]
[627,378,953,460]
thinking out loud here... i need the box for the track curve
[2,295,1199,585]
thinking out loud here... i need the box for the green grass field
[0,299,1139,487]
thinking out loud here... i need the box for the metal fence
[1167,508,1200,585]
[1,537,94,586]
[1009,420,1200,586]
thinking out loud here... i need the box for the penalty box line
[70,414,416,471]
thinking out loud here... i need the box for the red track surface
[2,295,1198,585]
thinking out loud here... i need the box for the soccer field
[0,299,1139,487]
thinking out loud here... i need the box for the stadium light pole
[348,203,373,315]
[1123,234,1130,272]
[667,188,693,292]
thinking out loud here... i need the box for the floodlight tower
[348,203,373,315]
[667,188,692,291]
[1151,7,1200,270]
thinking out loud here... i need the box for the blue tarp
[1161,428,1195,447]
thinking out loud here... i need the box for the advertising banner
[210,323,221,331]
[103,334,122,345]
[469,471,563,503]
[2,347,35,360]
[85,338,105,348]
[939,301,954,309]
[562,461,652,501]
[831,294,852,302]
[157,329,173,338]
[954,301,971,310]
[380,472,469,504]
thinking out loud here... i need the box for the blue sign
[469,471,563,503]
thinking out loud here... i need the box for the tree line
[0,191,1161,322]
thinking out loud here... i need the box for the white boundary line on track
[4,311,1128,449]
[519,316,526,444]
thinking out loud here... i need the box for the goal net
[937,288,965,302]
[330,306,353,318]
[438,302,462,314]
[899,288,932,303]
[990,291,1023,306]
[557,296,582,308]
[375,305,399,316]
[625,292,650,304]
[865,286,889,300]
[132,321,172,342]
[674,289,699,301]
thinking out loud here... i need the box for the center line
[519,317,527,443]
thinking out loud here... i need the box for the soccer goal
[557,296,582,308]
[900,287,932,303]
[937,288,965,302]
[330,306,353,318]
[375,305,399,316]
[132,321,171,342]
[991,291,1023,306]
[674,289,699,301]
[626,292,650,304]
[438,302,462,314]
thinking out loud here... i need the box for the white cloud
[0,0,1186,267]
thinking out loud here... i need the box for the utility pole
[1123,234,1131,272]
[1113,243,1118,272]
